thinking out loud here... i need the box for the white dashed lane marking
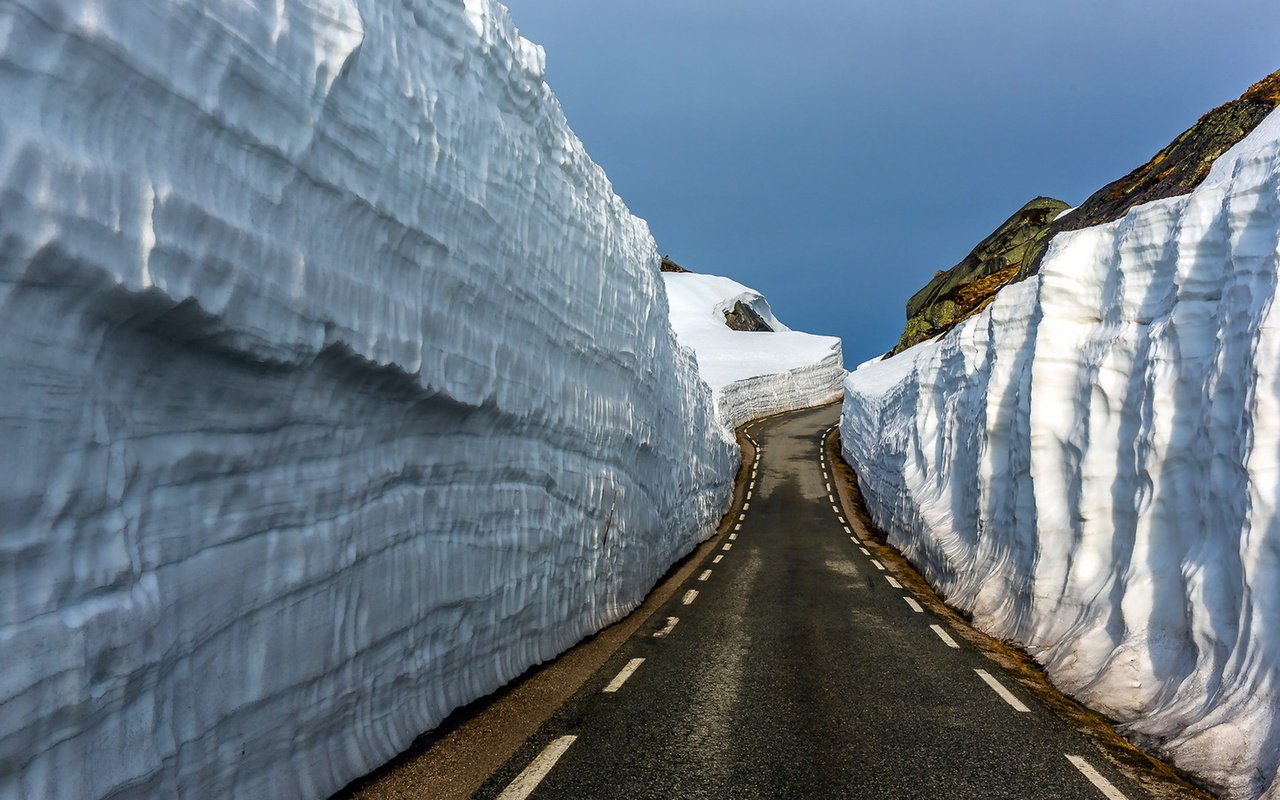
[871,560,886,571]
[723,543,733,551]
[734,523,742,531]
[497,736,578,800]
[975,669,1030,713]
[603,658,645,693]
[712,555,724,564]
[682,589,699,605]
[729,533,737,540]
[1066,755,1131,800]
[885,576,902,588]
[859,547,871,556]
[699,569,712,581]
[653,617,679,638]
[904,597,923,613]
[930,624,961,649]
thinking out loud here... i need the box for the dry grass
[1243,68,1280,105]
[954,263,1020,310]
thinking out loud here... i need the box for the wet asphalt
[471,404,1161,800]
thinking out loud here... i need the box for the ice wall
[0,1,737,798]
[663,272,845,428]
[842,110,1280,799]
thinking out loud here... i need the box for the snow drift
[0,1,737,797]
[842,109,1280,798]
[663,272,845,428]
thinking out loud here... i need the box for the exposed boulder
[890,197,1068,355]
[723,300,774,332]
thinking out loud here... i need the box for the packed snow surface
[842,110,1280,799]
[0,1,737,797]
[663,272,845,428]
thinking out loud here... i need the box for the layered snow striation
[663,272,845,429]
[0,1,736,798]
[842,110,1280,799]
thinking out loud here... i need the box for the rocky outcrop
[1031,67,1280,273]
[893,68,1280,357]
[891,197,1068,355]
[660,256,690,273]
[723,300,774,332]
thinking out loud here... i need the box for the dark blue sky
[501,1,1279,364]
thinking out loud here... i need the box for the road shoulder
[824,428,1214,800]
[329,426,760,800]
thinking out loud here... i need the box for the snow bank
[663,272,845,428]
[0,1,736,797]
[842,109,1280,799]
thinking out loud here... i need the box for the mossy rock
[889,197,1067,355]
[889,67,1280,358]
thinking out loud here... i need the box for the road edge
[331,415,769,800]
[823,426,1217,800]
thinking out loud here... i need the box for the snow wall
[842,110,1280,799]
[663,272,846,428]
[0,1,738,797]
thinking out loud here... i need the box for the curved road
[470,404,1192,800]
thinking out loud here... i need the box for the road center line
[653,616,679,637]
[682,589,699,605]
[885,576,902,588]
[871,560,886,571]
[1066,755,1131,799]
[975,669,1031,713]
[699,569,712,581]
[603,658,645,693]
[904,597,923,613]
[497,735,579,800]
[930,624,961,649]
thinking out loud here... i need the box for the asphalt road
[471,404,1185,800]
